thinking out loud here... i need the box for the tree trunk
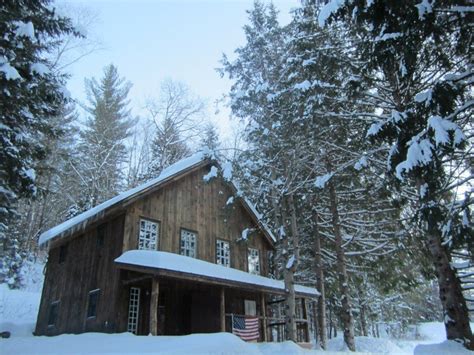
[420,178,473,350]
[270,168,282,279]
[328,306,332,339]
[284,193,300,342]
[313,210,328,349]
[427,226,473,349]
[360,301,368,337]
[327,172,356,351]
[284,268,296,341]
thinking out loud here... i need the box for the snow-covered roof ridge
[39,151,211,246]
[115,250,319,297]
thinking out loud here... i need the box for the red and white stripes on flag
[232,315,260,341]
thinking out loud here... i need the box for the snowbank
[412,322,474,354]
[0,284,40,337]
[2,332,255,355]
[328,336,405,354]
[414,340,473,355]
[1,330,368,355]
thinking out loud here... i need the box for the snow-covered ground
[0,266,472,354]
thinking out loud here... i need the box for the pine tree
[221,1,307,341]
[201,122,220,151]
[0,0,77,287]
[76,64,133,208]
[9,103,79,257]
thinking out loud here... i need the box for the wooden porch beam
[220,287,226,332]
[150,277,160,335]
[122,274,152,286]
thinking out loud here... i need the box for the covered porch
[114,250,319,343]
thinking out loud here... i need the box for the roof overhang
[115,250,319,298]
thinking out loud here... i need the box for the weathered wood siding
[35,214,125,335]
[122,165,273,275]
[35,162,274,336]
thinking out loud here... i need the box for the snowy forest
[0,0,473,353]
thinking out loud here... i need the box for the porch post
[220,287,226,332]
[150,276,160,335]
[302,298,310,342]
[261,293,267,342]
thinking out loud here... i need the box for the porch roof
[115,250,319,298]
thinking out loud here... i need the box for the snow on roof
[39,152,209,246]
[115,250,320,297]
[39,150,276,246]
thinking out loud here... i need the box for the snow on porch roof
[115,250,320,297]
[38,150,276,246]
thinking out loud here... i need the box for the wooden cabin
[35,152,318,342]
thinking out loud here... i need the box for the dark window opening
[97,224,106,247]
[87,289,100,318]
[48,301,59,327]
[58,245,67,264]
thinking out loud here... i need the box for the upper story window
[216,240,230,267]
[138,219,159,250]
[180,229,197,258]
[248,248,260,275]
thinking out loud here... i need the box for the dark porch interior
[128,277,223,336]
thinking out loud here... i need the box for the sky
[59,0,297,143]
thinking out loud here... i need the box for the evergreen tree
[10,103,79,257]
[221,0,307,341]
[200,122,220,151]
[0,0,77,287]
[320,0,473,348]
[76,64,133,209]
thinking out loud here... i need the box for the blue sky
[61,0,295,141]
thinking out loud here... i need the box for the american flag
[232,315,260,341]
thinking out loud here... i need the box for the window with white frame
[180,229,197,258]
[248,248,260,275]
[138,219,159,250]
[216,240,230,267]
[127,287,140,334]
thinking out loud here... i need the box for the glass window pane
[138,219,159,251]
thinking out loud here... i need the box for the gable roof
[38,151,276,247]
